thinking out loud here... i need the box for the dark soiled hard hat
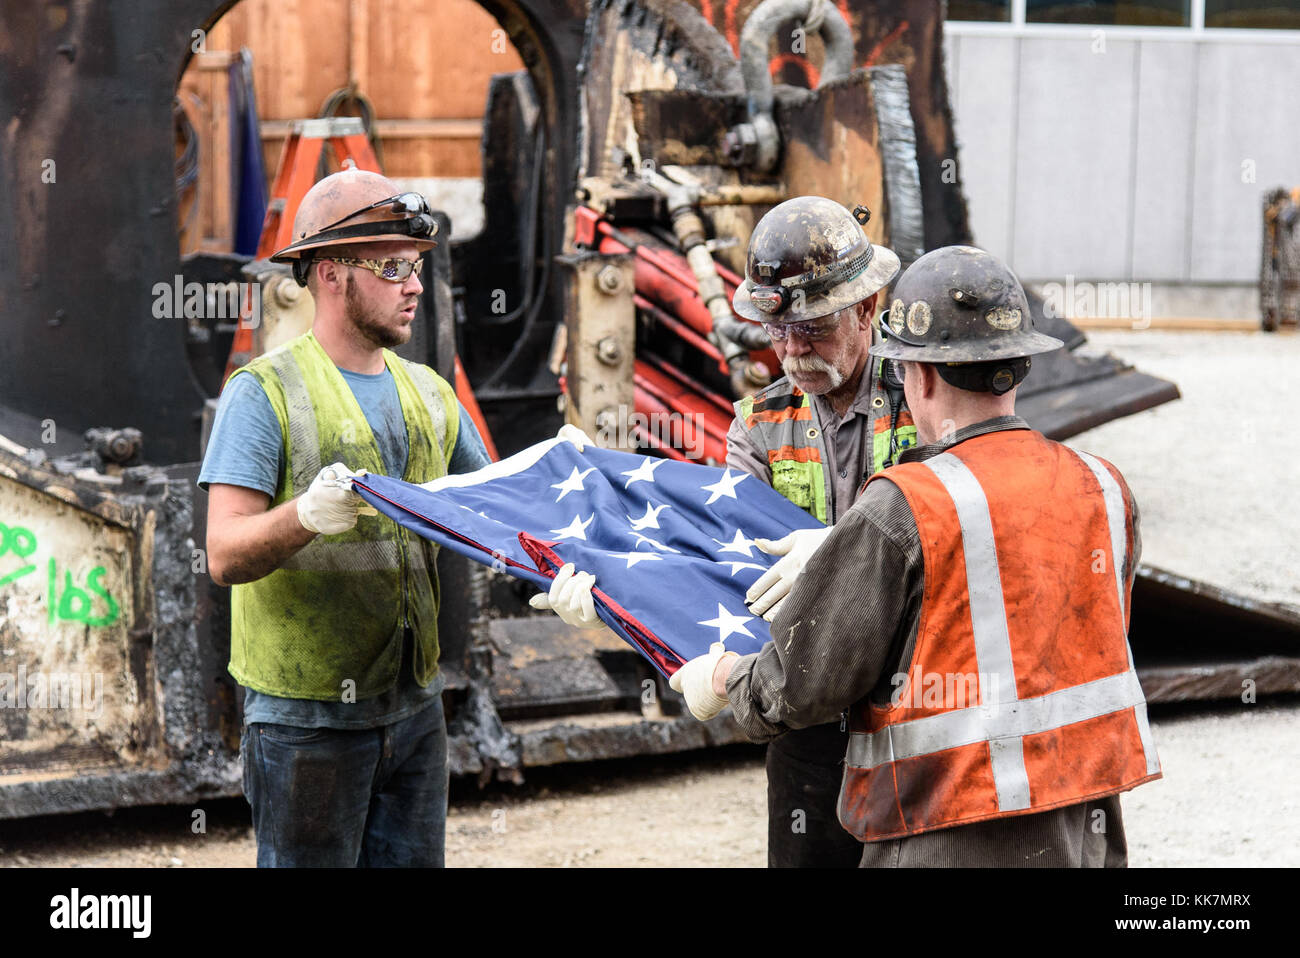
[869,245,1064,363]
[733,196,900,323]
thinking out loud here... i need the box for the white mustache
[784,355,833,373]
[783,353,844,390]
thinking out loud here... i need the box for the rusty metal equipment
[1,0,1296,821]
[1261,187,1300,331]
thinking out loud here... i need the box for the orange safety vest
[839,429,1162,842]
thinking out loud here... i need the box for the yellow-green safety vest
[226,331,459,701]
[735,369,916,523]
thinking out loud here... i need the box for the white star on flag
[701,468,748,505]
[621,457,666,488]
[712,529,758,557]
[629,531,681,553]
[627,501,670,530]
[609,551,664,569]
[697,603,756,642]
[551,466,596,502]
[550,513,595,541]
[720,561,766,576]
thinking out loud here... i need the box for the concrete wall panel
[1012,36,1138,281]
[950,34,1019,263]
[1130,41,1198,281]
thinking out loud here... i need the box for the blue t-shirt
[199,364,491,730]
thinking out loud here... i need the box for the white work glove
[745,526,834,622]
[528,562,600,627]
[668,642,738,721]
[557,423,596,451]
[296,462,378,535]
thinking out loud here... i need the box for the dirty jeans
[241,698,448,867]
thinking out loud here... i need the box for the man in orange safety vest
[673,245,1162,866]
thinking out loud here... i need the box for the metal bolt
[272,276,301,307]
[596,265,623,295]
[596,337,621,366]
[722,123,758,167]
[743,361,771,389]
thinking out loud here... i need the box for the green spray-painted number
[46,558,120,627]
[1,518,121,627]
[0,521,38,587]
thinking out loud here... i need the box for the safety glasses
[326,256,424,282]
[762,312,844,343]
[316,192,431,233]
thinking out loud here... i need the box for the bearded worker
[200,168,490,867]
[530,197,918,867]
[721,196,916,868]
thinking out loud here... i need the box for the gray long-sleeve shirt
[724,415,1139,866]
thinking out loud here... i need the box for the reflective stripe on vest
[841,433,1161,841]
[1074,450,1161,770]
[738,377,916,522]
[740,388,830,523]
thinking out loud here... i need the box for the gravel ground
[2,696,1296,868]
[1066,328,1300,608]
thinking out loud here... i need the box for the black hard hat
[732,196,900,322]
[869,246,1063,363]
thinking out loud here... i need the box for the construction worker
[724,195,916,868]
[672,245,1163,866]
[199,168,490,867]
[536,195,918,867]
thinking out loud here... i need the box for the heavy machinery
[2,0,1298,819]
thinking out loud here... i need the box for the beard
[344,274,412,349]
[782,352,845,393]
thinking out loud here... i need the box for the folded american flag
[351,439,823,676]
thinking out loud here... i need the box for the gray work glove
[557,423,596,451]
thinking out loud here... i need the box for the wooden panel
[380,139,481,179]
[177,55,236,254]
[197,0,521,120]
[366,0,517,118]
[177,0,524,249]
